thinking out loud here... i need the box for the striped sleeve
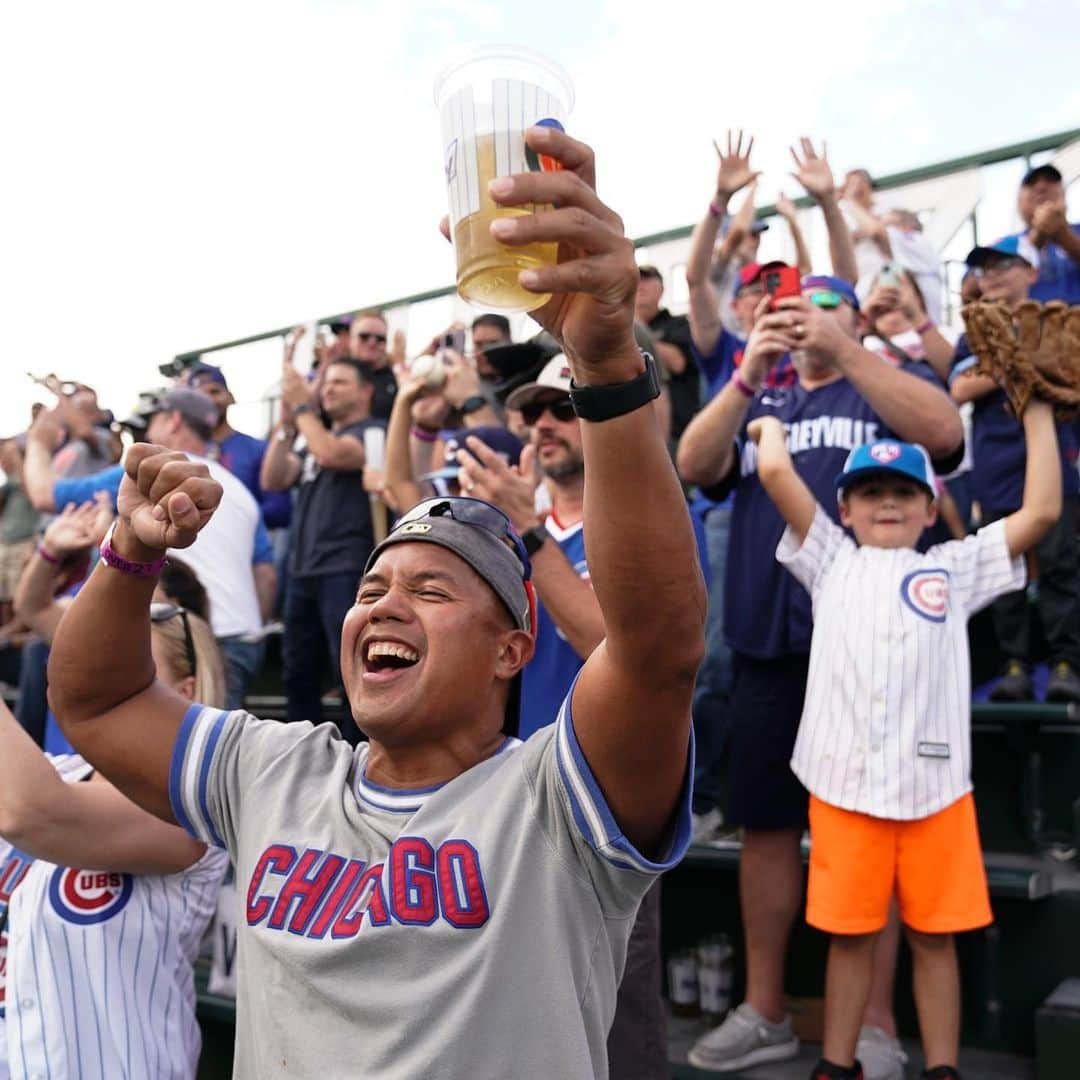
[776,503,850,599]
[168,704,234,848]
[553,680,693,874]
[940,518,1026,616]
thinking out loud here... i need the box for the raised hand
[116,445,222,553]
[712,129,760,201]
[789,137,836,203]
[42,501,108,558]
[455,439,539,534]
[484,126,640,379]
[1031,198,1070,245]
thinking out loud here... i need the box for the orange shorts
[807,793,992,935]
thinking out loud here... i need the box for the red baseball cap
[736,260,788,293]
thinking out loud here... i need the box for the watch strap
[459,395,487,416]
[521,525,550,557]
[569,353,661,423]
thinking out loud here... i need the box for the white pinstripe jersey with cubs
[168,681,693,1079]
[3,769,227,1080]
[778,508,1024,819]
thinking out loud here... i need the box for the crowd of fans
[0,130,1078,1080]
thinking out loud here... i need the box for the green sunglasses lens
[810,290,843,309]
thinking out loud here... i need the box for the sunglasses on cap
[150,602,196,677]
[354,331,387,344]
[809,289,846,310]
[393,497,533,578]
[520,396,576,426]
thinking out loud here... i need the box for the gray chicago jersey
[169,687,693,1079]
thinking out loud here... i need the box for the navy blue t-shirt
[1003,225,1080,304]
[951,335,1079,511]
[218,431,292,529]
[704,363,949,659]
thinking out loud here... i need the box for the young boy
[748,398,1061,1080]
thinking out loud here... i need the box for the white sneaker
[856,1024,908,1080]
[691,807,724,843]
[687,1002,799,1072]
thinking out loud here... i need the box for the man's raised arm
[489,125,707,855]
[47,447,222,822]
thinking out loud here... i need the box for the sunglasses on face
[393,497,532,578]
[354,332,387,345]
[809,289,846,310]
[150,602,197,677]
[520,396,576,426]
[973,258,1027,278]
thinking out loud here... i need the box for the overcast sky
[3,0,1079,435]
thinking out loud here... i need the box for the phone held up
[764,265,802,310]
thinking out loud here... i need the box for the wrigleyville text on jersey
[245,836,490,938]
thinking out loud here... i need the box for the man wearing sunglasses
[348,310,399,421]
[678,274,963,1074]
[950,237,1080,705]
[50,126,705,1080]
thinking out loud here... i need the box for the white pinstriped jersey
[168,686,693,1079]
[1,756,94,1080]
[5,829,226,1080]
[778,509,1024,819]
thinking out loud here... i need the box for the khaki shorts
[0,538,34,601]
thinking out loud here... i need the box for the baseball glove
[960,300,1080,419]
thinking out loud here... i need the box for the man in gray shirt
[49,127,706,1079]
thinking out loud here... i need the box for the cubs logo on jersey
[48,866,134,925]
[901,568,950,623]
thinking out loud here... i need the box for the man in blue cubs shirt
[1003,164,1080,305]
[186,363,293,529]
[678,275,963,1073]
[951,237,1080,703]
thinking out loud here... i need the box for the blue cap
[802,275,860,311]
[965,235,1039,270]
[836,440,935,495]
[186,362,229,390]
[418,425,524,484]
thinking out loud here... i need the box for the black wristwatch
[521,525,550,557]
[569,353,661,422]
[293,403,314,417]
[459,395,487,416]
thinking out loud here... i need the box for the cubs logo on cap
[48,866,134,925]
[836,440,936,495]
[901,568,950,623]
[870,443,901,464]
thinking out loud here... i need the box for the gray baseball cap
[123,388,220,441]
[364,498,534,634]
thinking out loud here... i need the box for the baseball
[409,353,447,389]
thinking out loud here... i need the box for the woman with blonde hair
[1,499,228,1078]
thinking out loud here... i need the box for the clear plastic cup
[434,46,574,313]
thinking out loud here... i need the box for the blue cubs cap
[836,440,936,496]
[802,275,860,310]
[965,234,1039,270]
[186,362,229,390]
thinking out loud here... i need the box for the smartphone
[442,329,466,354]
[879,262,901,288]
[763,265,802,309]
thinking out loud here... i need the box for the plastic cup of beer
[434,46,574,313]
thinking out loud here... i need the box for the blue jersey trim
[556,674,695,873]
[168,704,203,839]
[198,711,228,848]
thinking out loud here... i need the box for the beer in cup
[434,46,574,313]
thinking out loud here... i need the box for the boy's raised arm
[1003,400,1061,558]
[749,416,817,544]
